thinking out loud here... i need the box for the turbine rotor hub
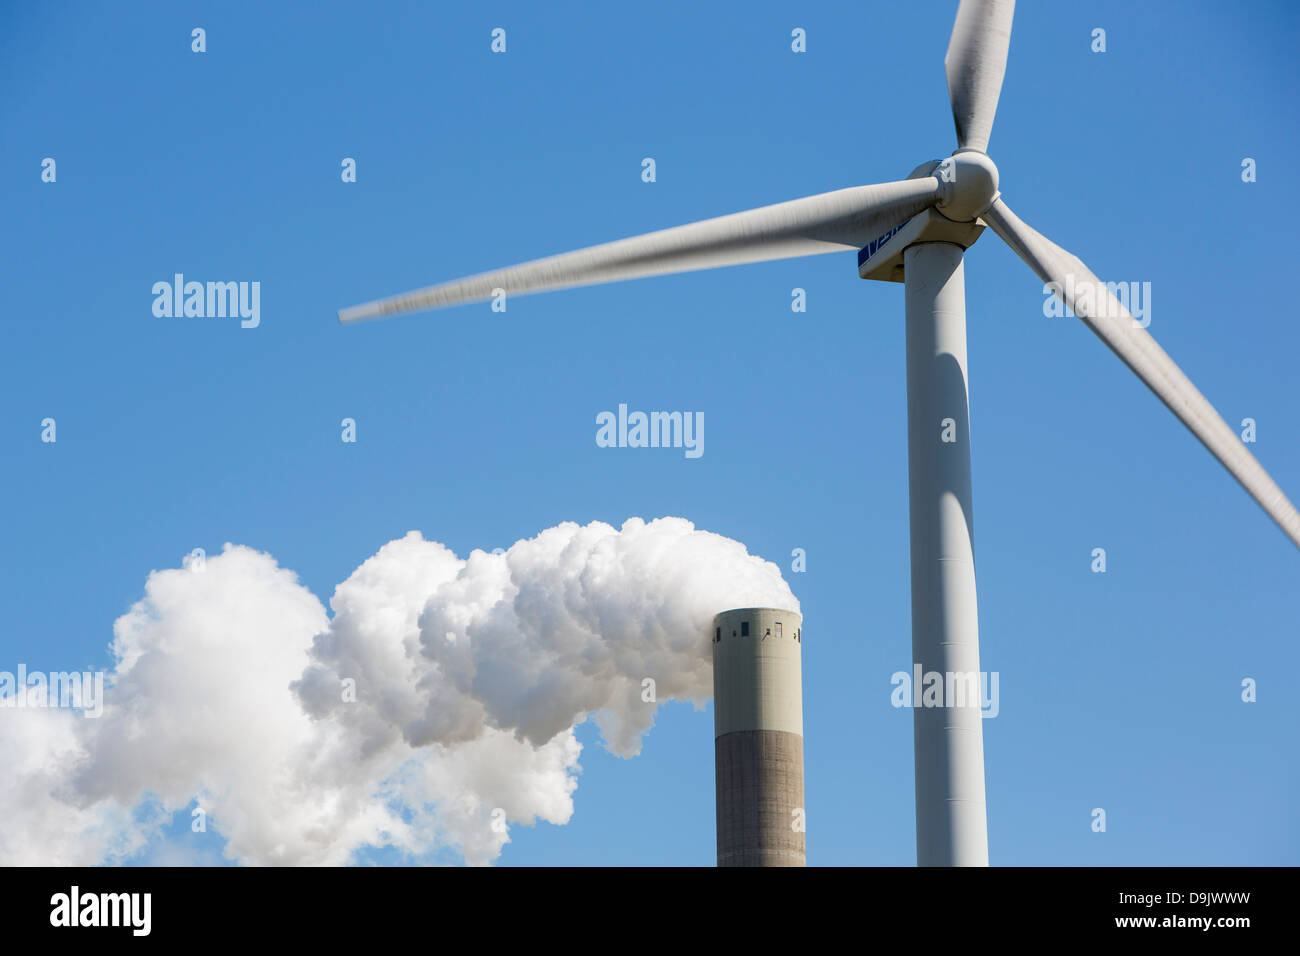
[935,149,1000,222]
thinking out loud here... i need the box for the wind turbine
[338,0,1300,865]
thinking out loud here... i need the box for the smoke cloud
[0,517,797,865]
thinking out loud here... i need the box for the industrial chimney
[711,607,805,867]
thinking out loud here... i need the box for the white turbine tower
[339,0,1300,865]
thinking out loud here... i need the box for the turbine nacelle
[854,155,996,282]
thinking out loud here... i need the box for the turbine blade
[982,197,1300,549]
[338,178,941,322]
[945,0,1016,153]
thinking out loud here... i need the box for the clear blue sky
[2,0,1296,865]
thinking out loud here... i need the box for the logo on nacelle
[858,218,912,267]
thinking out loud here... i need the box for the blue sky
[2,0,1297,865]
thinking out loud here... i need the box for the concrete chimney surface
[712,607,805,867]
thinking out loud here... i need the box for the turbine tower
[339,0,1300,865]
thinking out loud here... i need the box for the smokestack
[711,607,805,867]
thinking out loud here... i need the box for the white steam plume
[0,517,797,865]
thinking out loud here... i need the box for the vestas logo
[858,218,912,266]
